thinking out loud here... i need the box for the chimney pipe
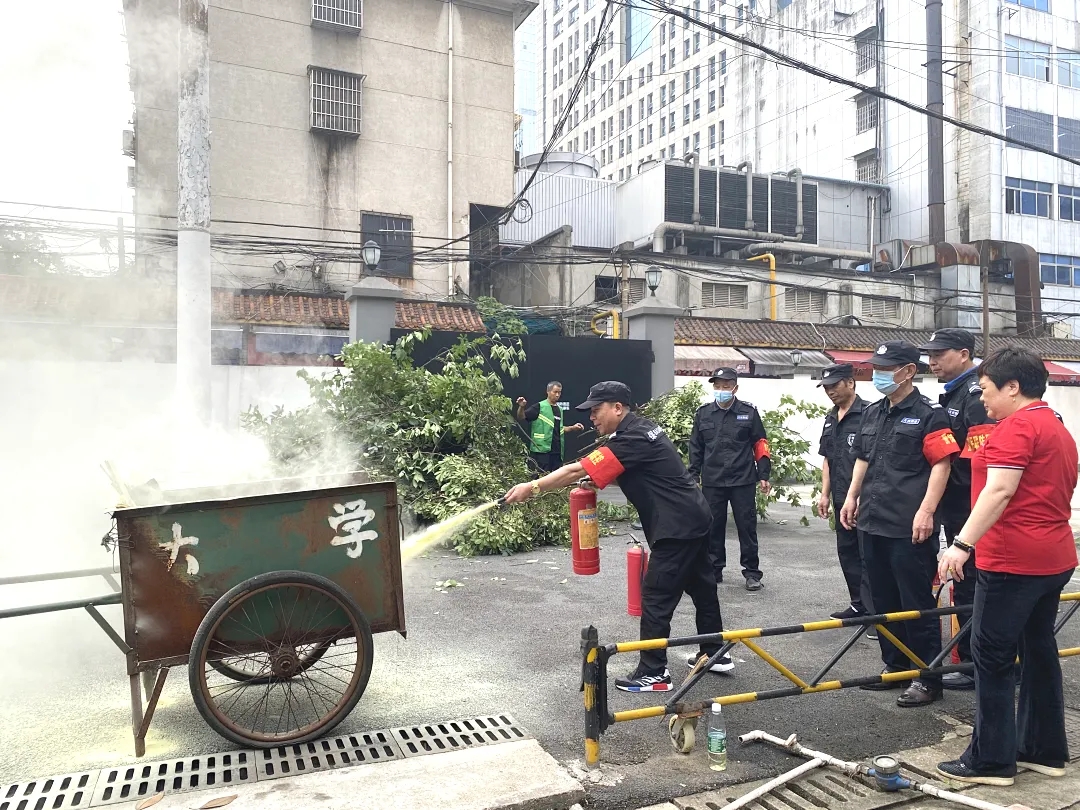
[738,161,755,230]
[687,151,701,225]
[787,168,804,240]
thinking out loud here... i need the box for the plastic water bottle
[707,702,727,771]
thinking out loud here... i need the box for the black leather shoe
[941,671,975,691]
[745,577,763,592]
[897,680,942,707]
[830,604,866,620]
[936,759,1014,786]
[860,669,909,690]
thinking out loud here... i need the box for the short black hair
[546,381,563,393]
[977,346,1047,399]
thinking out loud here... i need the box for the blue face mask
[714,390,735,405]
[872,369,900,395]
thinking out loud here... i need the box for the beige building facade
[125,0,534,298]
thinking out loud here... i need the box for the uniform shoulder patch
[969,382,982,395]
[741,400,756,409]
[646,425,665,441]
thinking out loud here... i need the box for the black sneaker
[614,667,672,692]
[688,653,735,674]
[936,759,1015,786]
[860,668,910,691]
[715,572,724,583]
[830,604,866,620]
[865,627,879,640]
[745,577,763,592]
[941,671,975,691]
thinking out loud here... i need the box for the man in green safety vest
[516,381,584,473]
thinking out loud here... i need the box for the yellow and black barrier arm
[581,592,1080,767]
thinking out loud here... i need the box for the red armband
[753,438,770,461]
[923,428,960,465]
[580,446,626,490]
[961,423,995,459]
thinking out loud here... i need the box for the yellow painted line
[613,705,667,723]
[874,625,928,670]
[583,683,595,711]
[741,639,808,689]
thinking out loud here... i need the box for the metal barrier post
[581,625,601,768]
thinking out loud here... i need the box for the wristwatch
[530,481,541,498]
[953,539,974,553]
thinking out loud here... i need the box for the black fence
[390,330,653,460]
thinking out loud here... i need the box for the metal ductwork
[737,160,755,230]
[787,168,804,240]
[687,151,701,225]
[652,223,790,253]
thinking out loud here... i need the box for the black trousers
[703,484,762,580]
[861,532,942,686]
[833,504,872,612]
[964,568,1074,772]
[529,450,562,474]
[942,521,977,662]
[639,535,724,674]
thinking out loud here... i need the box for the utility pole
[620,257,631,320]
[177,0,212,423]
[981,252,991,358]
[926,0,946,244]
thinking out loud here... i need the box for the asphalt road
[2,499,1079,810]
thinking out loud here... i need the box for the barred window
[702,282,748,308]
[785,288,827,315]
[360,213,413,277]
[1005,107,1053,151]
[855,29,877,74]
[856,94,877,133]
[861,296,901,319]
[1058,117,1080,159]
[312,0,362,30]
[310,67,363,135]
[856,154,879,183]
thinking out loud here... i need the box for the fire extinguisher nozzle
[495,496,507,507]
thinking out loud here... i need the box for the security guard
[688,368,771,591]
[840,341,959,707]
[919,328,995,691]
[503,381,732,692]
[815,363,873,620]
[515,381,584,473]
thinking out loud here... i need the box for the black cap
[869,340,922,367]
[708,367,739,382]
[918,328,976,352]
[575,381,632,411]
[817,363,855,387]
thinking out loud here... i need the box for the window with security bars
[860,296,900,319]
[855,29,877,74]
[310,68,363,135]
[701,282,748,308]
[785,288,827,314]
[361,212,413,277]
[1058,117,1080,159]
[856,154,879,183]
[856,95,877,133]
[1005,107,1053,151]
[312,0,361,30]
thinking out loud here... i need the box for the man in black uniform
[503,381,732,692]
[840,341,959,707]
[919,328,995,690]
[815,364,873,620]
[688,368,771,591]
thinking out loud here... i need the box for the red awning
[1044,360,1080,385]
[826,350,874,367]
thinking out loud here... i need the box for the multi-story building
[125,0,535,299]
[515,8,544,157]
[521,0,1080,334]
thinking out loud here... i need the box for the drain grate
[256,730,402,779]
[676,770,903,810]
[391,714,530,758]
[0,772,98,810]
[90,752,256,807]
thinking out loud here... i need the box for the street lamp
[645,266,663,296]
[790,349,803,369]
[361,240,382,274]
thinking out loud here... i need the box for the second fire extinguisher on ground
[627,539,648,617]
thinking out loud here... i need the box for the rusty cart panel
[115,481,404,673]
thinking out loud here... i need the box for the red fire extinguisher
[570,485,600,575]
[627,539,648,617]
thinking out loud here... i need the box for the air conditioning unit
[122,129,135,157]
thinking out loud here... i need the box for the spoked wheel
[189,571,373,748]
[208,639,332,684]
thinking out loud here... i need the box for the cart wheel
[189,570,373,748]
[668,715,696,754]
[208,639,331,684]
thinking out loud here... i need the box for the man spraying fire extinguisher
[503,381,733,693]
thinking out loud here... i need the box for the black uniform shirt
[937,368,994,525]
[855,387,959,538]
[580,412,712,544]
[688,398,772,488]
[817,395,868,507]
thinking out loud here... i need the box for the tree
[0,225,68,275]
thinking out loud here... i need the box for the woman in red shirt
[936,347,1078,786]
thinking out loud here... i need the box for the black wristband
[953,539,974,553]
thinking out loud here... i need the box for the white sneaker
[688,653,735,674]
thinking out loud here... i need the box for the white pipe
[786,168,804,240]
[739,731,1019,810]
[651,222,789,253]
[741,243,873,261]
[725,758,825,810]
[688,151,700,225]
[737,160,755,229]
[447,0,455,296]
